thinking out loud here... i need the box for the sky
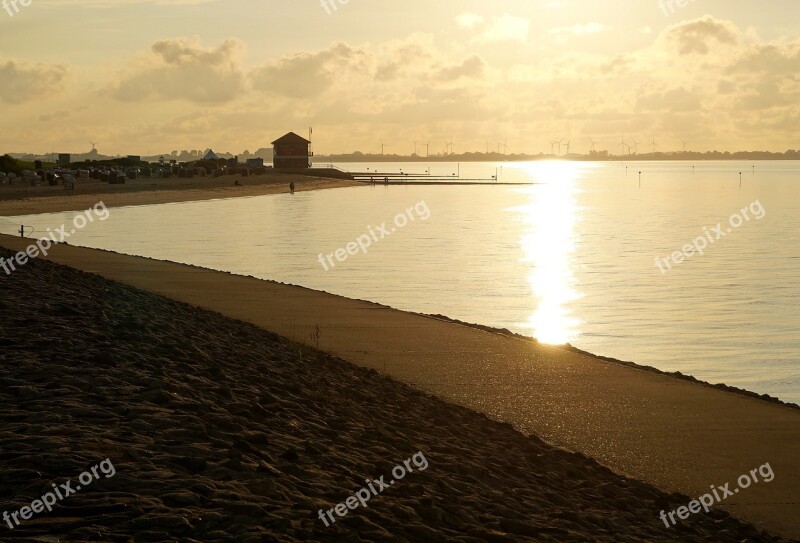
[0,0,799,156]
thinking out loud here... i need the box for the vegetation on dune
[69,157,149,169]
[0,154,55,175]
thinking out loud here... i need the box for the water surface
[4,161,798,403]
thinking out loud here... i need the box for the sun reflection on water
[513,161,586,345]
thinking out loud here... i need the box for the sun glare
[516,161,585,344]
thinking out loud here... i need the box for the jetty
[310,164,536,185]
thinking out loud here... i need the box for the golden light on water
[516,161,585,345]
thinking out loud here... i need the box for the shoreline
[422,313,800,410]
[2,250,792,541]
[0,181,794,410]
[0,174,362,216]
[3,223,790,408]
[1,235,797,538]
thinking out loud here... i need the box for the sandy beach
[4,1,798,539]
[1,247,795,542]
[1,182,798,542]
[0,174,361,216]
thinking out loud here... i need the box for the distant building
[272,132,312,170]
[246,158,264,168]
[203,149,220,161]
[253,147,274,161]
[58,154,71,165]
[127,155,141,161]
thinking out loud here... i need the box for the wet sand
[0,174,361,216]
[1,234,798,540]
[0,248,794,542]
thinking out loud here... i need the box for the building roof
[203,149,220,160]
[271,132,311,145]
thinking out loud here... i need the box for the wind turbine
[448,137,454,155]
[501,139,510,155]
[619,135,627,157]
[631,139,639,155]
[380,139,389,155]
[443,139,450,155]
[425,141,430,157]
[413,141,418,156]
[589,138,597,153]
[563,139,571,156]
[651,136,657,154]
[549,141,558,155]
[90,141,97,152]
[681,140,688,152]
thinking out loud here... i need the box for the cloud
[111,37,246,103]
[636,87,702,113]
[717,79,737,95]
[724,43,800,75]
[480,14,530,43]
[435,55,486,82]
[456,13,485,30]
[36,0,216,5]
[39,105,89,122]
[162,110,217,133]
[555,23,606,35]
[459,14,529,43]
[250,42,371,98]
[0,61,69,104]
[663,15,738,55]
[548,23,606,43]
[374,34,435,82]
[3,14,800,155]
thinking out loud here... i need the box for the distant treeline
[66,158,227,169]
[5,148,273,165]
[0,156,234,171]
[0,155,148,173]
[0,155,52,175]
[69,157,149,169]
[316,150,800,162]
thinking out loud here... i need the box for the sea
[3,160,798,404]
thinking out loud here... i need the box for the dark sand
[1,251,795,542]
[2,234,797,539]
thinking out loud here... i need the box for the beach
[0,174,360,216]
[0,246,795,542]
[4,1,798,539]
[1,181,798,541]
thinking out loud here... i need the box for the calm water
[4,161,799,403]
